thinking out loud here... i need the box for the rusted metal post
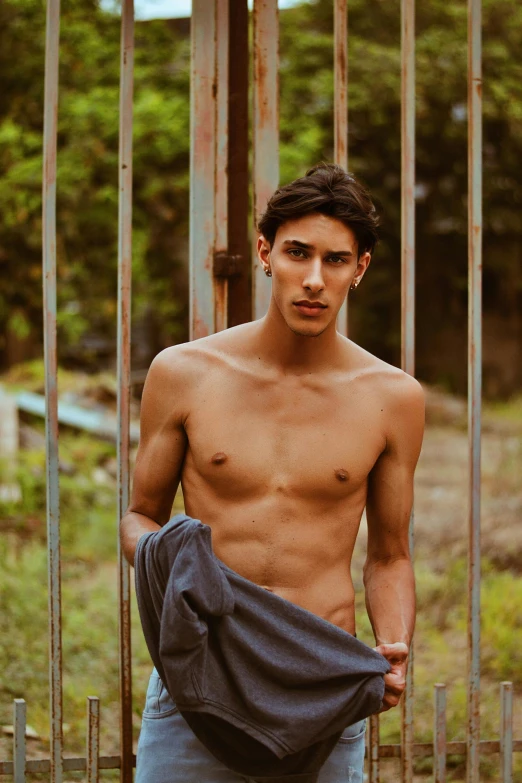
[190,0,217,338]
[369,713,380,783]
[334,0,349,336]
[86,697,100,783]
[434,684,447,783]
[333,0,348,171]
[401,0,415,380]
[42,0,63,778]
[214,0,230,333]
[13,699,26,783]
[227,0,251,327]
[253,0,279,320]
[116,1,134,780]
[400,1,415,780]
[466,0,482,781]
[500,682,513,783]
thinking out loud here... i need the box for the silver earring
[350,280,359,290]
[265,268,272,277]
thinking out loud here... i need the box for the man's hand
[373,642,409,712]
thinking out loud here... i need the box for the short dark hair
[257,163,379,257]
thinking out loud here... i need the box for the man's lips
[293,301,328,316]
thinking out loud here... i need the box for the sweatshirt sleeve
[164,525,235,623]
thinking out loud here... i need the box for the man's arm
[119,347,191,566]
[363,374,425,710]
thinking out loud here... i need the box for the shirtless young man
[120,164,425,783]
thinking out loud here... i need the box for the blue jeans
[136,669,366,782]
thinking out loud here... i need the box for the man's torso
[165,322,402,634]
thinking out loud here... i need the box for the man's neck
[254,300,345,375]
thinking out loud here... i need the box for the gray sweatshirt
[134,514,390,783]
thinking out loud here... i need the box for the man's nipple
[335,468,349,482]
[211,451,228,465]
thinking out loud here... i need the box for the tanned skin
[120,212,425,712]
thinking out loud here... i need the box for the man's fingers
[383,672,406,695]
[374,642,409,663]
[373,643,410,713]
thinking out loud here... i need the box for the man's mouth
[293,300,328,316]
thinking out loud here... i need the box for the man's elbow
[363,552,413,583]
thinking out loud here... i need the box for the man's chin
[287,321,330,338]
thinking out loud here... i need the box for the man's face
[257,213,371,337]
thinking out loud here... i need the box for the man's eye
[288,249,306,258]
[329,256,346,264]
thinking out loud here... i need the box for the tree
[1,0,521,394]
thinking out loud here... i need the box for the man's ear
[355,251,371,281]
[257,235,271,267]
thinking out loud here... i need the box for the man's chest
[183,373,386,500]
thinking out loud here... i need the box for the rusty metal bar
[42,0,63,778]
[13,699,26,783]
[226,0,251,327]
[253,0,279,320]
[116,2,134,781]
[4,736,522,777]
[434,684,447,783]
[190,0,217,339]
[500,682,513,783]
[86,697,100,783]
[401,0,415,379]
[333,0,348,170]
[214,0,229,333]
[334,0,349,337]
[369,714,380,783]
[400,1,415,780]
[1,756,123,776]
[466,0,482,781]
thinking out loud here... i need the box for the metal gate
[0,0,517,781]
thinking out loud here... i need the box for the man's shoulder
[148,322,259,382]
[344,340,425,406]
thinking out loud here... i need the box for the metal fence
[0,0,517,781]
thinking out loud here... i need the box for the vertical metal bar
[86,697,100,783]
[500,682,513,783]
[400,1,415,780]
[215,0,229,333]
[401,0,415,379]
[190,0,217,339]
[253,0,279,320]
[42,0,63,779]
[368,713,380,783]
[13,699,26,783]
[334,0,349,337]
[333,0,348,171]
[466,0,482,781]
[116,2,134,780]
[434,684,446,783]
[227,0,251,328]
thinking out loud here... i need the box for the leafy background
[1,0,521,394]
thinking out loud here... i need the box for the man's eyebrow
[282,239,314,249]
[282,239,353,256]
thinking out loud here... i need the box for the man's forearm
[363,557,416,647]
[119,510,161,566]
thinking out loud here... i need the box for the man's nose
[302,258,325,292]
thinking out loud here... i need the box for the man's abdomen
[182,489,364,634]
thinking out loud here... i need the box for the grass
[1,368,522,781]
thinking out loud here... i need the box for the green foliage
[1,0,522,389]
[0,0,190,362]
